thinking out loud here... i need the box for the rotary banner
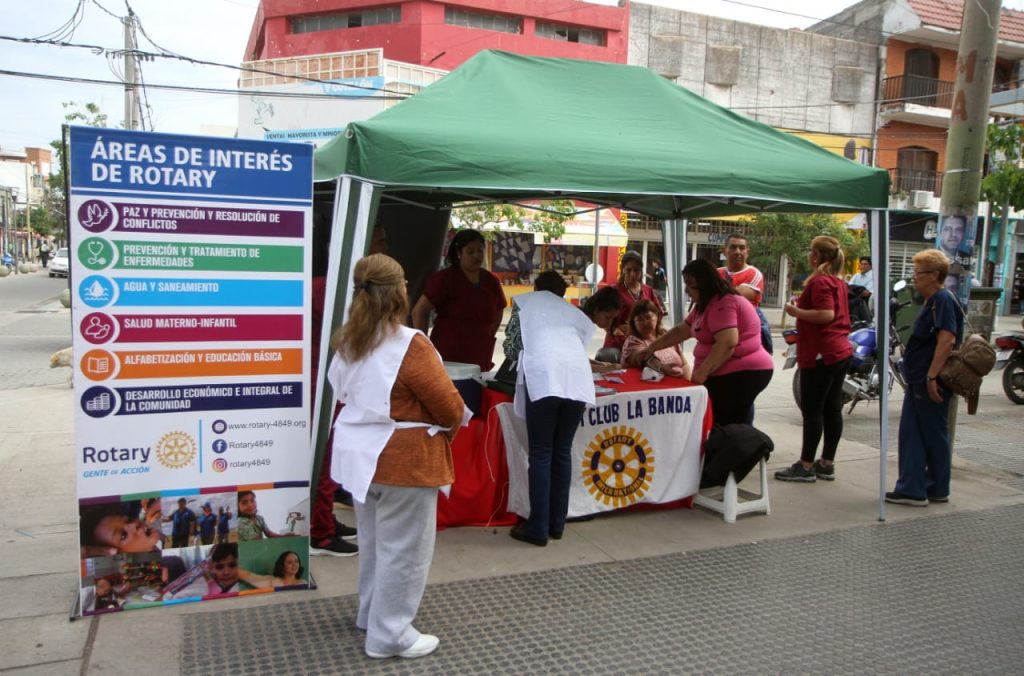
[68,127,313,616]
[502,384,708,519]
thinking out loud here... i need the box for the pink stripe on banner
[112,202,303,238]
[115,314,303,342]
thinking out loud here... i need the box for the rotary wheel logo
[581,425,654,508]
[155,431,197,469]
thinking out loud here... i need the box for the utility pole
[123,10,139,130]
[939,0,1001,440]
[24,163,32,263]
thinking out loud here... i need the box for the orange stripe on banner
[114,348,303,379]
[238,483,276,491]
[239,588,272,597]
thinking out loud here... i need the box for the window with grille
[291,6,400,34]
[536,21,605,45]
[444,7,521,34]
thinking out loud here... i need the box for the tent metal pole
[310,178,382,502]
[661,216,687,326]
[593,207,601,292]
[873,208,889,521]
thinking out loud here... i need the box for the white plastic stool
[693,457,771,523]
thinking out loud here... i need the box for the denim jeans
[523,395,586,540]
[896,382,953,499]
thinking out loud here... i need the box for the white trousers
[354,483,438,654]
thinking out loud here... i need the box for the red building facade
[244,0,629,70]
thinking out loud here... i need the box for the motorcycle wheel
[1003,359,1024,405]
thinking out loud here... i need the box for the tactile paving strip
[182,504,1024,675]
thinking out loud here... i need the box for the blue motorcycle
[783,280,910,413]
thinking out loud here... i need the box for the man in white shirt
[849,256,873,293]
[848,256,874,324]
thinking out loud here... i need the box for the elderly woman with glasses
[886,249,963,507]
[329,254,468,659]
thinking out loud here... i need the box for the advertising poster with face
[936,211,976,304]
[67,127,313,615]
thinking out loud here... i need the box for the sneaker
[366,633,440,659]
[885,491,928,507]
[310,536,358,557]
[812,460,835,481]
[774,462,817,483]
[334,518,357,540]
[928,495,949,503]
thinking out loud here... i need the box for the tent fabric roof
[314,51,888,219]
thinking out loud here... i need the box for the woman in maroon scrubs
[603,250,664,355]
[412,229,506,371]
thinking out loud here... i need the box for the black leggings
[799,358,852,463]
[703,369,773,426]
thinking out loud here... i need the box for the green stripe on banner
[120,491,161,501]
[112,241,303,272]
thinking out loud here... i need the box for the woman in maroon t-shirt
[411,229,506,371]
[776,235,853,483]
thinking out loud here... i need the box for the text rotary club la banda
[581,392,697,509]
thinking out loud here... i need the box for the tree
[747,212,868,325]
[980,122,1024,290]
[16,205,57,239]
[48,102,110,242]
[452,199,575,242]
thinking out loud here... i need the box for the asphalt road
[0,269,73,389]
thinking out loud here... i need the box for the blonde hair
[330,254,408,362]
[912,249,950,282]
[809,235,845,278]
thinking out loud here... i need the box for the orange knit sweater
[372,333,465,487]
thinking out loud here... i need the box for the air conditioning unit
[910,190,931,209]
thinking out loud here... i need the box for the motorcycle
[783,280,910,413]
[993,316,1024,405]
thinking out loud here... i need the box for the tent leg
[872,209,890,522]
[310,178,382,504]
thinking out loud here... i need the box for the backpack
[700,423,774,488]
[933,292,996,402]
[939,334,996,398]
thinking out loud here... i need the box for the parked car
[49,248,69,277]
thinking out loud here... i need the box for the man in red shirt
[717,234,772,353]
[717,234,765,306]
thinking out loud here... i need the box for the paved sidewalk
[1,299,1022,674]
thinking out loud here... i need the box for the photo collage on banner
[68,127,314,615]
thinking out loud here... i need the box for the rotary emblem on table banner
[581,426,654,508]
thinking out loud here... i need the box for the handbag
[934,292,996,405]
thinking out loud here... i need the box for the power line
[0,68,407,101]
[0,34,412,97]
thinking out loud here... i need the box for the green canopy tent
[311,50,897,519]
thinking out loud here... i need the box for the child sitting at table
[620,299,691,378]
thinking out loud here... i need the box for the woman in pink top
[775,235,852,483]
[628,259,773,425]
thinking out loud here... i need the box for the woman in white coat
[507,271,597,546]
[328,254,467,659]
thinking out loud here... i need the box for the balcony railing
[888,168,942,196]
[882,75,1021,110]
[882,75,955,108]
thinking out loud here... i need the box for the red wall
[247,0,628,66]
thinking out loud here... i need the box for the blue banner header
[69,127,313,200]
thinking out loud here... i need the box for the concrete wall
[629,3,879,137]
[247,0,628,69]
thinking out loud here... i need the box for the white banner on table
[502,385,707,519]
